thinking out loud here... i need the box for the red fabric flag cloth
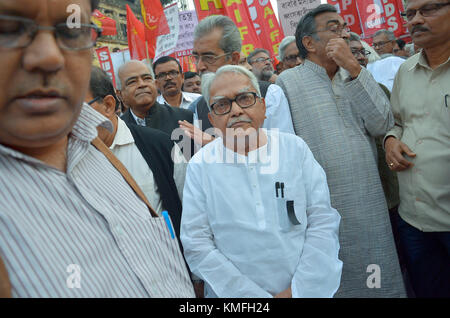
[140,0,170,59]
[221,0,263,56]
[92,9,117,36]
[327,0,363,35]
[126,5,146,61]
[193,0,226,21]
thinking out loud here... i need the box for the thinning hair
[373,29,396,41]
[201,65,261,110]
[278,36,296,61]
[349,32,361,42]
[247,48,271,64]
[194,15,242,55]
[89,66,120,111]
[116,60,155,90]
[153,56,182,74]
[295,4,338,59]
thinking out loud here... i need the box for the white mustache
[227,116,252,128]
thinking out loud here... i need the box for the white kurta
[181,130,342,298]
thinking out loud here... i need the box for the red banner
[247,0,284,58]
[327,0,362,35]
[193,0,226,21]
[96,47,117,88]
[356,0,407,39]
[126,5,146,61]
[140,0,170,59]
[92,10,117,36]
[222,0,262,56]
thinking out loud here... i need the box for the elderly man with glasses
[0,0,194,297]
[277,4,406,298]
[247,48,278,83]
[278,36,303,73]
[180,65,342,298]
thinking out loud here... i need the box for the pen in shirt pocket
[162,211,175,239]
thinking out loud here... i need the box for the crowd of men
[0,0,448,298]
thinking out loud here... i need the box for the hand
[179,120,214,146]
[274,287,292,298]
[326,38,361,78]
[385,136,416,171]
[268,73,278,84]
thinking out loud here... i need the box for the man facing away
[181,65,342,298]
[384,0,450,297]
[0,0,194,297]
[153,56,201,109]
[276,4,405,297]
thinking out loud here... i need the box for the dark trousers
[396,214,450,297]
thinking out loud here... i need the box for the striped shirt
[0,104,194,298]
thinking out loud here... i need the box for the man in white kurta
[180,65,342,298]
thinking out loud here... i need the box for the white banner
[175,10,198,57]
[154,4,180,60]
[277,0,321,36]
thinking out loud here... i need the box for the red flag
[96,47,117,88]
[221,0,263,56]
[140,0,170,59]
[193,0,226,21]
[92,9,117,36]
[126,5,146,60]
[327,0,363,35]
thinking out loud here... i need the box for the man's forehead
[253,52,269,58]
[211,73,251,94]
[193,28,223,54]
[406,0,431,10]
[349,41,363,49]
[315,12,344,26]
[373,33,388,41]
[155,61,179,72]
[0,0,91,20]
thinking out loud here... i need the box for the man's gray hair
[194,15,242,55]
[277,36,296,61]
[116,60,155,90]
[295,4,337,59]
[349,32,361,42]
[373,29,396,41]
[247,48,271,64]
[202,65,261,110]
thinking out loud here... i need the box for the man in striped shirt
[0,0,194,297]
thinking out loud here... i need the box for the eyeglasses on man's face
[210,92,260,116]
[372,40,393,49]
[155,70,180,80]
[250,57,272,64]
[0,14,101,50]
[189,53,229,65]
[351,49,371,57]
[401,2,450,21]
[284,54,301,63]
[314,23,351,36]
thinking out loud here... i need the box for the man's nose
[230,100,244,116]
[197,59,207,74]
[22,31,64,74]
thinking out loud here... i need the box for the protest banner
[327,0,362,35]
[92,10,117,36]
[175,10,199,58]
[140,0,170,59]
[95,47,117,87]
[247,0,284,58]
[154,4,180,61]
[193,0,226,21]
[126,4,146,61]
[277,0,321,36]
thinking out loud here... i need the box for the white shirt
[181,129,342,298]
[262,84,295,134]
[110,118,186,214]
[157,91,201,109]
[367,56,405,91]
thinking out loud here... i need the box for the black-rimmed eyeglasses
[189,53,229,65]
[351,49,371,57]
[401,2,450,21]
[0,14,101,50]
[210,92,260,116]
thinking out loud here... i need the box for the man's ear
[302,36,316,56]
[230,51,241,65]
[103,95,117,117]
[207,112,214,126]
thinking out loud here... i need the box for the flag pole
[145,40,152,66]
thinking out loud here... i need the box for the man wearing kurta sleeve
[384,0,450,297]
[180,65,342,298]
[276,4,405,297]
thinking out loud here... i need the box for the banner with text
[277,0,321,36]
[247,0,284,58]
[96,47,117,88]
[155,4,180,61]
[175,10,199,58]
[327,0,362,35]
[193,0,226,21]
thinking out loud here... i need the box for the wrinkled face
[249,52,274,79]
[154,60,183,98]
[193,28,231,76]
[208,72,266,141]
[405,0,450,49]
[282,42,302,69]
[183,75,201,94]
[119,61,157,113]
[311,12,350,64]
[372,33,395,55]
[0,0,93,150]
[349,40,368,67]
